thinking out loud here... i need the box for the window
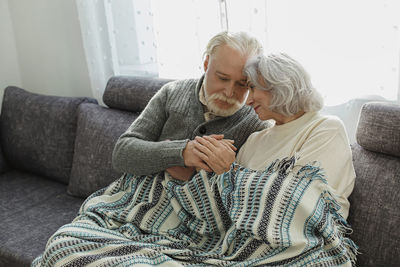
[77,0,400,106]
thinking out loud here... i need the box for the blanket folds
[32,157,357,267]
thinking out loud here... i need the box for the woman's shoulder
[239,126,271,150]
[318,114,346,130]
[309,113,349,141]
[249,124,273,138]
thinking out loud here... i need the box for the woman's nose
[246,91,254,105]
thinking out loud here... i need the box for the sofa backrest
[0,86,97,184]
[103,75,174,112]
[67,104,139,197]
[348,102,400,266]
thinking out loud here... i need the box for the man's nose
[224,82,235,98]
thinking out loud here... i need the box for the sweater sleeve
[112,84,189,175]
[296,118,355,219]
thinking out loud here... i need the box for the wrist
[182,140,192,167]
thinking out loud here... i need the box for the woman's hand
[193,135,237,174]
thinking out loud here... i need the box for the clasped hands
[166,134,236,181]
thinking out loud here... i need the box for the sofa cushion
[0,170,84,266]
[356,102,400,157]
[0,86,97,184]
[348,144,400,267]
[103,76,173,112]
[67,103,139,197]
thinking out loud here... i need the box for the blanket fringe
[272,154,298,174]
[295,159,359,266]
[323,191,359,266]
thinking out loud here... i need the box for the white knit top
[237,112,356,219]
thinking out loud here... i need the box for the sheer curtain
[77,0,400,141]
[76,0,116,104]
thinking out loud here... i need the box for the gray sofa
[0,76,399,267]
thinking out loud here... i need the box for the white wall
[0,0,22,110]
[1,0,93,108]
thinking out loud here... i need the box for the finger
[194,136,204,142]
[208,134,224,140]
[200,138,234,164]
[193,148,208,163]
[229,143,237,151]
[195,138,233,172]
[193,140,214,156]
[192,154,213,172]
[202,135,223,147]
[224,143,237,151]
[193,149,217,172]
[198,150,225,172]
[206,136,237,152]
[195,136,217,150]
[221,140,237,151]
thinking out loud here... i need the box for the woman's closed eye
[248,83,256,91]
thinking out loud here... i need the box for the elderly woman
[195,52,355,219]
[191,53,357,265]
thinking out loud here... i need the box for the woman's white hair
[204,31,263,59]
[245,53,324,116]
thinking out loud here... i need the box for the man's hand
[183,140,213,172]
[166,166,196,181]
[193,135,237,174]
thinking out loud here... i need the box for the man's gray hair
[245,53,324,116]
[204,31,263,59]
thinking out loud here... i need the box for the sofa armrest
[356,101,400,157]
[348,101,400,266]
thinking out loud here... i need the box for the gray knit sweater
[112,76,269,175]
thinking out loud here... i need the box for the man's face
[203,45,249,117]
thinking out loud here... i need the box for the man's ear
[203,55,210,72]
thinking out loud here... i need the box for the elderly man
[112,31,269,180]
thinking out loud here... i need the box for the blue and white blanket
[32,157,357,266]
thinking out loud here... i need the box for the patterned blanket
[32,157,357,266]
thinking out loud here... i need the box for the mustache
[207,93,240,105]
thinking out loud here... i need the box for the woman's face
[246,78,275,121]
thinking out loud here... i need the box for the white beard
[204,90,246,117]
